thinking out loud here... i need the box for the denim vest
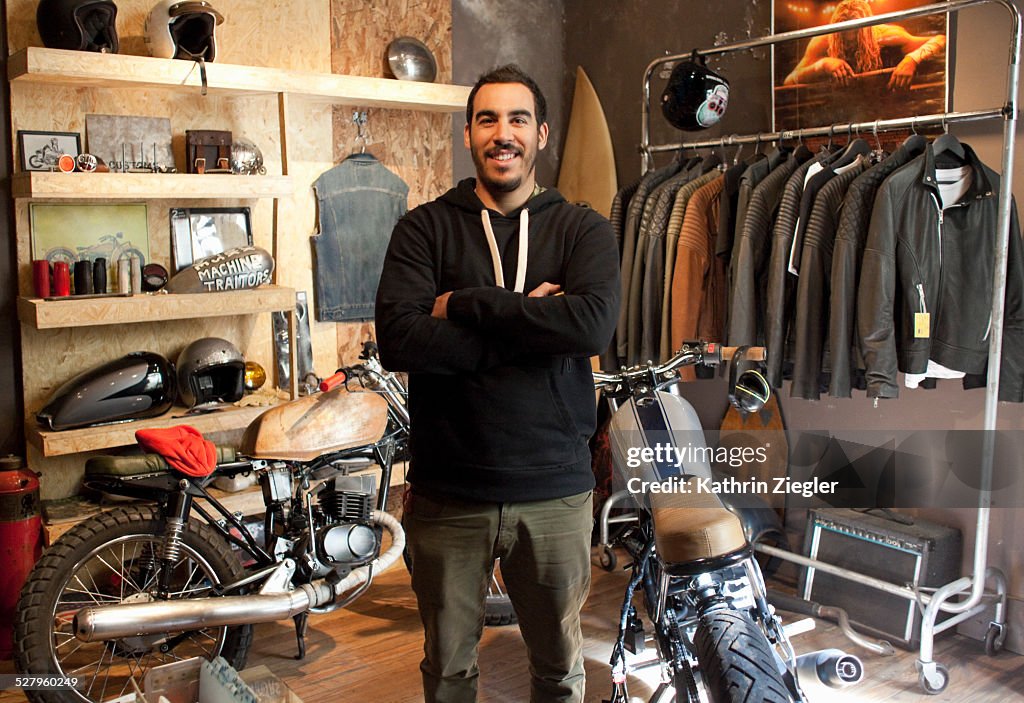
[312,154,409,321]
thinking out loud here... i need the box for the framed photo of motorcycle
[17,130,80,172]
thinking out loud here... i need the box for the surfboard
[718,394,789,517]
[557,66,617,219]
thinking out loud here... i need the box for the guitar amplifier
[800,508,962,649]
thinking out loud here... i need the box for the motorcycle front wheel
[694,609,792,703]
[15,506,253,703]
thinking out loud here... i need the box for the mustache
[486,141,522,157]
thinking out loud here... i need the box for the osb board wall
[7,0,338,498]
[328,0,454,364]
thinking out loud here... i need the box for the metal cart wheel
[918,663,949,695]
[599,544,617,572]
[984,623,1004,656]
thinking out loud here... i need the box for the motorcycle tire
[14,506,253,703]
[694,609,792,703]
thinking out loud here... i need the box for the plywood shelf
[28,403,274,457]
[11,172,295,200]
[18,284,296,329]
[9,47,471,112]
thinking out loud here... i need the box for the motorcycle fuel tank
[37,352,176,431]
[240,384,389,461]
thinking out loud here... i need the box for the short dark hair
[466,64,548,127]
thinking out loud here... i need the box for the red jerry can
[0,458,43,659]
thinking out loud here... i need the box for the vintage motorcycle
[15,342,415,703]
[594,342,865,703]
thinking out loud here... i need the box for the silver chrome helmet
[176,337,245,409]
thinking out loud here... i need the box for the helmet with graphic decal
[661,50,730,131]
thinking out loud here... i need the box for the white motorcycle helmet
[144,0,223,62]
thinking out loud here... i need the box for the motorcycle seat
[85,446,238,477]
[649,481,748,567]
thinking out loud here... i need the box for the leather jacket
[828,137,927,397]
[858,143,1024,401]
[728,146,812,346]
[790,160,867,399]
[764,156,825,386]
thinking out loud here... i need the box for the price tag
[915,312,931,338]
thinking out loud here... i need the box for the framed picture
[772,0,949,131]
[30,203,150,292]
[170,207,253,271]
[18,131,81,172]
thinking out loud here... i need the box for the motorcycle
[594,342,865,703]
[15,342,414,703]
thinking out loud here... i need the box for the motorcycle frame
[81,358,411,600]
[598,357,807,703]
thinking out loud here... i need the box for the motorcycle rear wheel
[15,506,253,703]
[694,609,792,703]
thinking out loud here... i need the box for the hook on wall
[353,110,369,153]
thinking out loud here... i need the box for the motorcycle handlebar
[593,343,766,388]
[319,369,348,393]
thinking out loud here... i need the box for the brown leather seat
[650,479,747,564]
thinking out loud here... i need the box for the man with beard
[375,64,619,702]
[784,0,946,91]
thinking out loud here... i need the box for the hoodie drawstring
[480,209,529,293]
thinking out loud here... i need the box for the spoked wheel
[15,506,252,703]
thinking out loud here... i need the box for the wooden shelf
[29,403,274,457]
[11,172,295,200]
[18,284,296,329]
[9,47,471,112]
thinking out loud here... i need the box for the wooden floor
[2,551,1021,703]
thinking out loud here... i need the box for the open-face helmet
[37,0,119,53]
[144,0,223,62]
[661,50,730,131]
[177,337,245,409]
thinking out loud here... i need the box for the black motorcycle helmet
[176,337,245,409]
[661,50,729,131]
[37,0,119,53]
[728,346,770,414]
[37,352,175,431]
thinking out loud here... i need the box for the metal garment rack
[639,0,1019,694]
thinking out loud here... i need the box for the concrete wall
[451,0,565,186]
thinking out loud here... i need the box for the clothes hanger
[932,114,967,167]
[830,124,871,169]
[349,110,372,158]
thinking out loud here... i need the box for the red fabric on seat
[135,425,217,477]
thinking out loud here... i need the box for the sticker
[696,84,729,127]
[915,312,931,338]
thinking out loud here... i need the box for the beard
[471,142,536,193]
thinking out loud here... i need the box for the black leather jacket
[858,143,1024,402]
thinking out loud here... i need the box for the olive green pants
[403,489,593,703]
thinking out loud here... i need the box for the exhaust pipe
[795,648,865,689]
[74,510,404,642]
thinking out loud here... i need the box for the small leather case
[186,130,232,174]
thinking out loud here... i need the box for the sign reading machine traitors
[166,246,275,294]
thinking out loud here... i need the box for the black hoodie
[375,178,620,502]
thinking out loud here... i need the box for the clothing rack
[639,0,1020,693]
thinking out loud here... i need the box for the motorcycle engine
[296,474,380,579]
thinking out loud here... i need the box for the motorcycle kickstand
[293,612,309,660]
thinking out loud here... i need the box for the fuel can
[0,457,42,659]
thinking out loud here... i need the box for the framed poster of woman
[773,0,949,131]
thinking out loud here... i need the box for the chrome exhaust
[795,648,865,689]
[74,510,404,642]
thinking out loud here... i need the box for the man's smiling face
[465,82,549,201]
